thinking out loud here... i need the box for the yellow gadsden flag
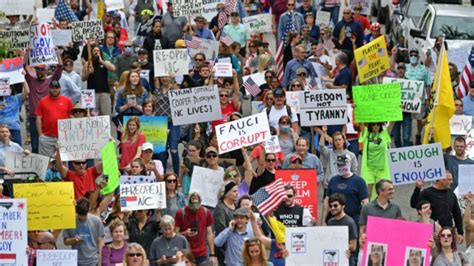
[268,216,286,244]
[423,44,455,149]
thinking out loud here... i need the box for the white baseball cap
[142,142,153,151]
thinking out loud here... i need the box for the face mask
[452,80,458,87]
[218,8,225,12]
[189,202,201,211]
[409,56,418,65]
[138,59,148,65]
[280,125,290,132]
[337,164,350,176]
[125,47,133,54]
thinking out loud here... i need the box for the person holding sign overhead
[120,116,146,170]
[211,70,241,128]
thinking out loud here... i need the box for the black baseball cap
[49,80,60,88]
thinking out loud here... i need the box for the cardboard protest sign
[36,8,56,22]
[278,169,318,221]
[0,29,30,49]
[57,116,111,161]
[447,47,468,72]
[0,199,28,266]
[37,250,78,266]
[299,89,347,126]
[458,165,474,195]
[120,175,156,184]
[190,166,224,208]
[243,72,266,87]
[71,20,104,42]
[265,136,281,153]
[354,35,390,83]
[251,101,264,114]
[3,0,34,15]
[214,62,233,77]
[383,78,424,113]
[202,0,219,21]
[101,141,120,194]
[362,216,432,266]
[105,0,125,11]
[467,129,474,160]
[80,89,96,109]
[353,83,402,122]
[450,115,472,135]
[124,116,167,153]
[216,112,271,154]
[29,23,58,66]
[0,78,11,96]
[286,91,301,114]
[315,11,331,26]
[174,0,202,17]
[0,57,25,85]
[243,14,272,35]
[387,143,445,185]
[169,85,222,126]
[120,182,166,211]
[14,182,75,230]
[51,29,72,47]
[153,49,188,76]
[5,151,49,179]
[188,37,219,61]
[346,104,357,134]
[350,0,371,15]
[286,227,349,266]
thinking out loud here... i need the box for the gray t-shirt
[359,200,403,226]
[63,214,105,266]
[149,234,189,265]
[328,214,358,240]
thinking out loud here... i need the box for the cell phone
[190,227,198,233]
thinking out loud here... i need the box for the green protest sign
[353,83,402,122]
[101,141,119,195]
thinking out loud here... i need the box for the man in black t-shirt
[274,185,314,227]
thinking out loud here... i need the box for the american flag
[358,58,367,68]
[377,47,386,57]
[252,179,288,216]
[243,77,261,97]
[218,11,228,29]
[275,13,297,83]
[220,34,234,47]
[225,0,237,15]
[0,253,16,264]
[458,46,474,98]
[186,36,201,49]
[54,0,78,22]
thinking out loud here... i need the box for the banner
[449,115,472,135]
[120,182,166,211]
[286,227,349,266]
[71,20,104,42]
[0,78,11,96]
[57,116,111,161]
[278,169,318,221]
[3,0,34,15]
[120,175,156,184]
[169,85,222,126]
[264,135,281,153]
[286,91,301,114]
[101,141,120,195]
[0,57,25,85]
[105,0,125,11]
[188,37,219,61]
[37,250,78,266]
[51,29,72,47]
[124,116,167,154]
[153,49,188,76]
[80,89,96,109]
[29,23,58,66]
[315,11,330,26]
[362,216,432,266]
[214,62,233,77]
[243,14,272,35]
[0,199,28,266]
[299,89,347,126]
[174,0,202,17]
[216,112,271,154]
[0,29,30,49]
[458,165,474,195]
[353,83,402,122]
[387,143,445,185]
[190,166,224,208]
[354,35,390,83]
[5,152,49,179]
[383,78,424,113]
[14,182,75,230]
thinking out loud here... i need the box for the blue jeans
[158,121,180,174]
[195,255,209,265]
[10,129,21,146]
[28,116,39,153]
[329,5,340,27]
[392,112,412,147]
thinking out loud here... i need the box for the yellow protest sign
[14,182,76,230]
[354,35,390,83]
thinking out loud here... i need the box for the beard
[189,202,201,212]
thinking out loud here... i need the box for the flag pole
[250,205,278,239]
[427,36,445,142]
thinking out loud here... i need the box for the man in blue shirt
[194,16,216,40]
[282,44,317,88]
[462,81,474,124]
[332,7,363,51]
[278,0,304,41]
[325,52,352,98]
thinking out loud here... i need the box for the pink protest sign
[362,216,432,266]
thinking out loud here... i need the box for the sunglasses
[195,58,204,61]
[167,179,177,183]
[266,158,276,162]
[441,234,452,238]
[231,14,239,17]
[207,153,218,158]
[343,12,351,14]
[265,76,273,79]
[220,94,229,98]
[329,204,340,208]
[73,162,86,165]
[455,103,463,107]
[245,239,261,245]
[291,159,302,164]
[292,84,302,88]
[128,253,143,257]
[64,63,73,66]
[124,45,132,48]
[228,172,238,177]
[397,66,405,70]
[288,3,295,6]
[286,194,294,198]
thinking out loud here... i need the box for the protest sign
[105,0,125,11]
[216,112,271,154]
[387,143,445,185]
[169,85,222,126]
[120,175,156,184]
[57,116,111,161]
[299,89,347,126]
[202,0,219,21]
[5,151,49,179]
[14,182,75,230]
[447,47,468,72]
[265,136,281,153]
[3,0,34,15]
[243,72,266,87]
[467,129,474,160]
[350,0,371,15]
[243,14,272,35]
[353,83,402,122]
[278,169,318,221]
[354,35,390,83]
[0,29,30,49]
[458,165,474,195]
[174,0,202,17]
[449,115,472,135]
[346,104,357,134]
[315,11,331,26]
[29,23,58,66]
[214,62,233,77]
[101,141,120,194]
[286,227,348,266]
[37,250,77,266]
[0,78,11,96]
[190,166,224,208]
[120,182,166,211]
[80,89,96,109]
[286,91,301,114]
[188,37,219,61]
[51,29,72,47]
[0,57,25,85]
[36,8,55,22]
[0,199,27,266]
[153,49,188,76]
[71,20,104,42]
[251,101,264,114]
[124,116,167,153]
[383,78,424,113]
[362,216,432,266]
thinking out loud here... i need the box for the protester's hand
[23,150,31,156]
[415,180,424,189]
[194,123,201,133]
[232,69,237,78]
[427,237,434,248]
[209,255,217,266]
[74,235,83,244]
[185,228,198,237]
[345,249,351,258]
[466,192,473,202]
[248,210,256,221]
[228,219,236,230]
[88,64,94,74]
[457,234,464,244]
[322,125,328,133]
[359,233,366,247]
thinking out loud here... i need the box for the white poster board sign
[120,175,156,184]
[299,89,347,126]
[71,20,104,42]
[0,199,28,266]
[286,91,302,114]
[243,14,272,35]
[37,250,78,266]
[5,152,49,179]
[120,182,166,211]
[458,165,474,195]
[0,78,11,96]
[450,115,472,135]
[29,23,58,66]
[214,62,233,77]
[388,143,445,185]
[286,226,349,266]
[383,78,424,113]
[448,48,468,73]
[265,135,281,153]
[190,166,224,208]
[105,0,125,11]
[174,0,202,17]
[51,29,72,47]
[188,37,220,61]
[80,90,96,109]
[315,11,331,26]
[153,49,189,77]
[0,30,30,49]
[216,112,271,154]
[36,8,56,22]
[3,0,34,15]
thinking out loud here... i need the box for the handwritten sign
[448,48,468,72]
[315,11,331,26]
[0,29,30,49]
[169,85,222,126]
[3,0,34,15]
[354,35,390,83]
[120,175,156,184]
[57,116,111,161]
[80,89,96,109]
[124,116,167,153]
[243,14,272,35]
[0,78,11,96]
[353,83,402,122]
[174,0,202,17]
[216,112,271,154]
[29,23,58,66]
[202,0,219,21]
[388,143,445,185]
[265,136,281,153]
[120,182,166,211]
[286,91,301,114]
[190,166,224,208]
[14,182,75,230]
[450,115,472,135]
[51,29,72,47]
[5,152,49,179]
[153,49,188,76]
[71,20,104,42]
[383,78,424,113]
[105,0,125,11]
[299,89,347,126]
[458,165,474,195]
[101,141,120,195]
[214,62,233,77]
[350,0,371,15]
[37,250,77,266]
[188,37,219,61]
[0,199,27,266]
[0,57,25,85]
[36,8,56,22]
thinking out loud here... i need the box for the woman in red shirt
[120,116,146,170]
